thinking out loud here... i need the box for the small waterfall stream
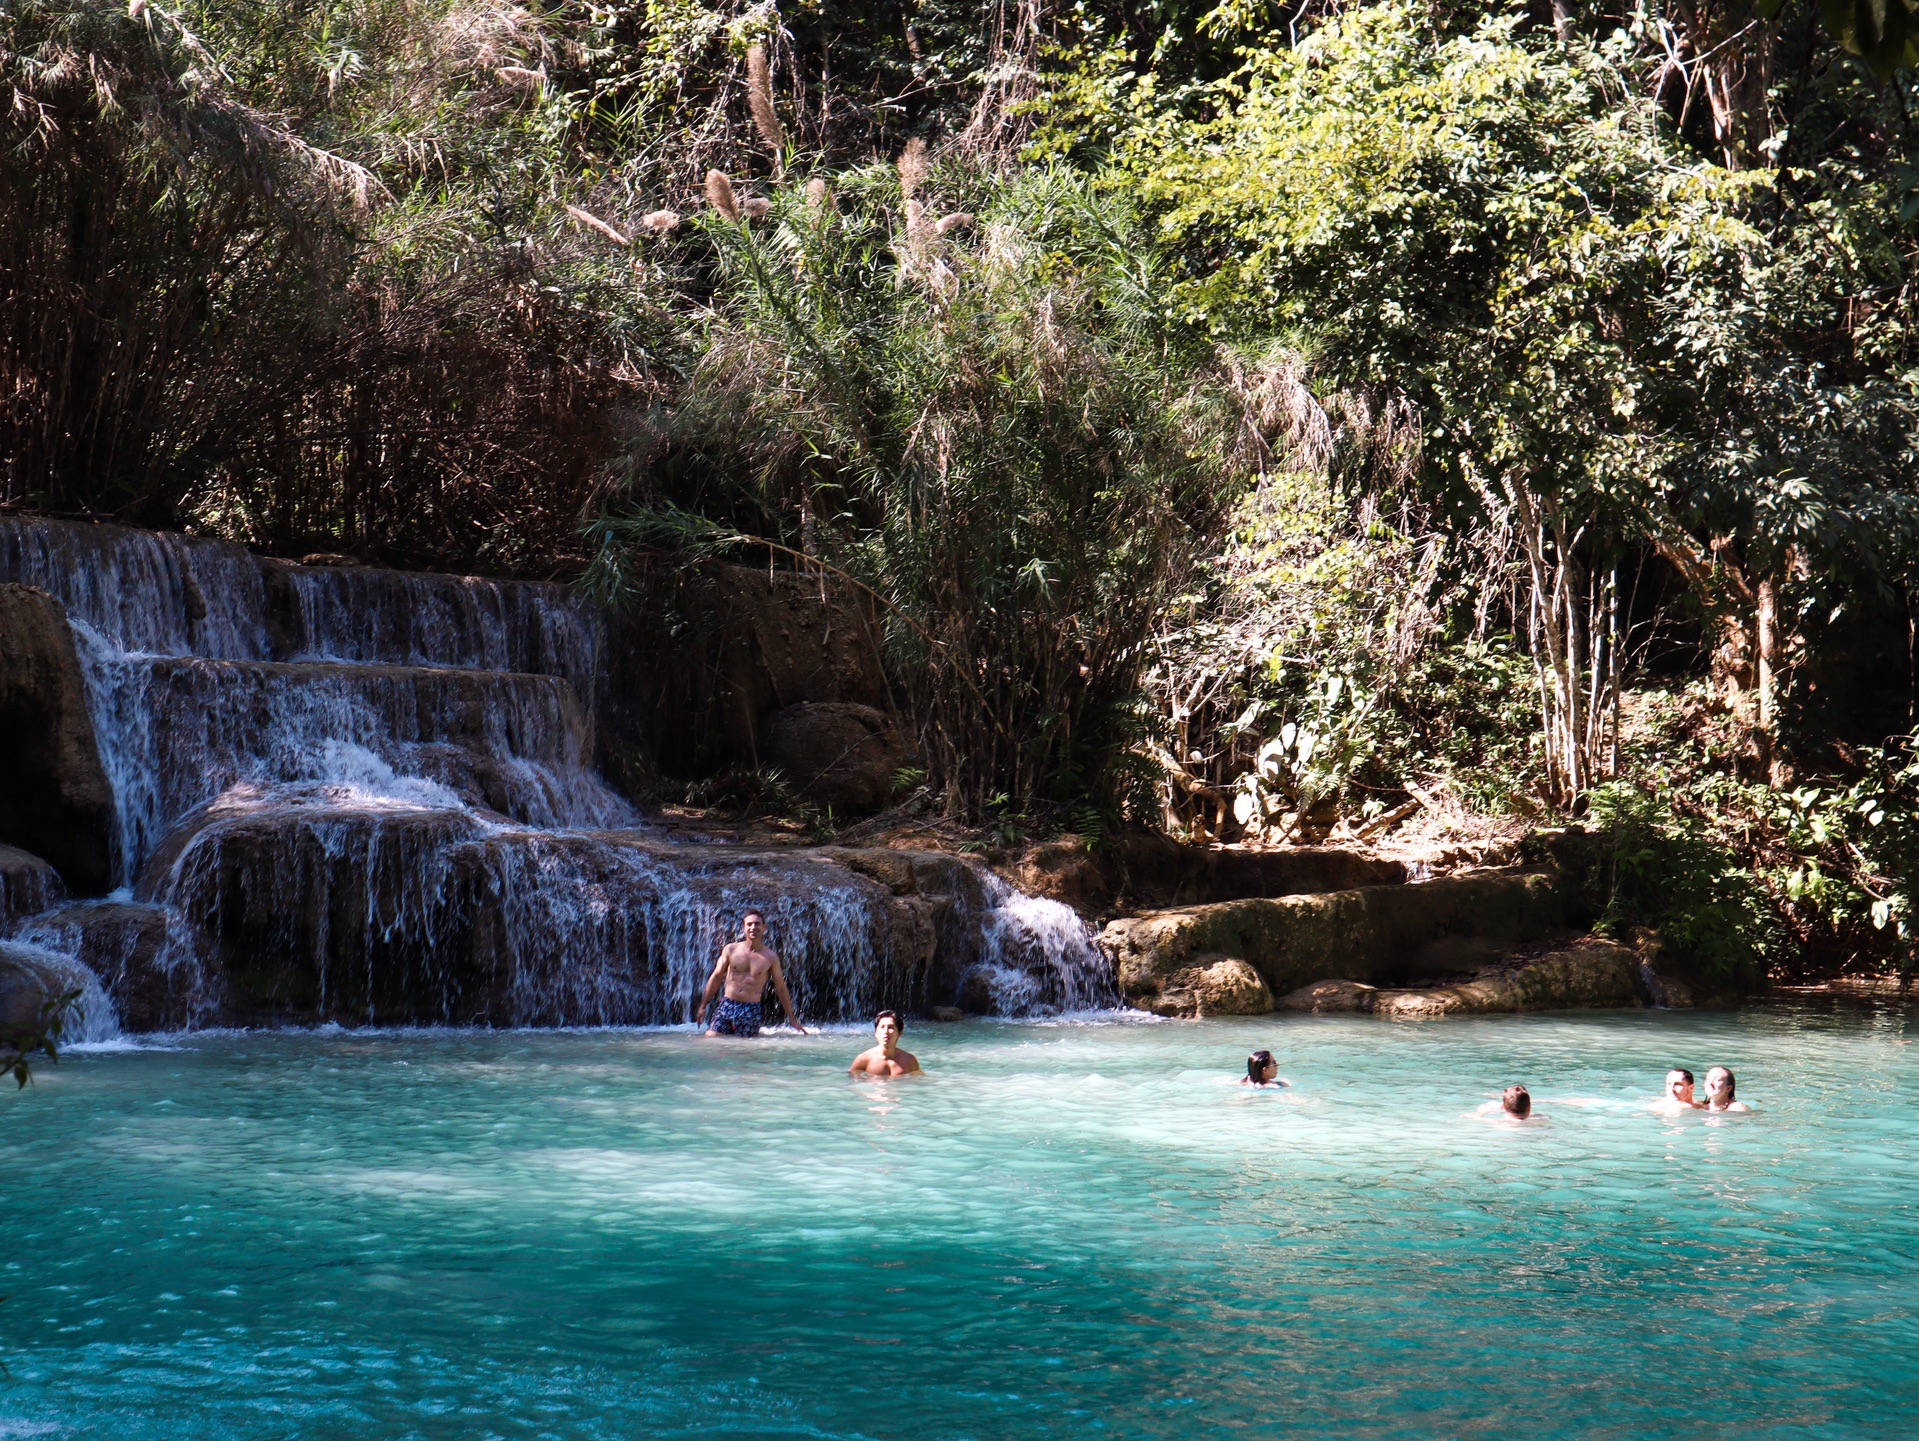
[0,516,1115,1033]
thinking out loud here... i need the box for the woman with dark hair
[1242,1050,1288,1087]
[1704,1066,1749,1112]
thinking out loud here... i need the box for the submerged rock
[1278,978,1379,1014]
[0,586,118,895]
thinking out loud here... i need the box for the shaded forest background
[8,0,1919,978]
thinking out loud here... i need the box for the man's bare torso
[719,940,780,1002]
[851,1044,920,1077]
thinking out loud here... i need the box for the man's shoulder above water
[851,1044,920,1076]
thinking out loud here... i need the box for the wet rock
[761,702,911,812]
[1279,979,1379,1014]
[931,1006,967,1022]
[99,655,632,876]
[0,844,65,927]
[0,940,58,1038]
[1368,939,1643,1019]
[1104,868,1564,1012]
[0,585,117,894]
[13,901,188,1031]
[1143,956,1275,1018]
[1106,834,1407,908]
[119,801,1097,1029]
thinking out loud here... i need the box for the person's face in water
[1665,1070,1696,1106]
[1256,1056,1279,1084]
[875,1015,902,1054]
[742,914,766,946]
[1704,1067,1734,1106]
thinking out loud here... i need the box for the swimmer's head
[1705,1065,1735,1103]
[1247,1050,1277,1085]
[1502,1085,1531,1119]
[1666,1068,1696,1103]
[741,911,766,940]
[874,1010,903,1049]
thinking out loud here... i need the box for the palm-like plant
[594,157,1283,818]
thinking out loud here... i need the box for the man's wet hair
[875,1009,904,1033]
[742,910,766,925]
[1503,1085,1531,1118]
[1247,1049,1275,1083]
[1671,1067,1695,1086]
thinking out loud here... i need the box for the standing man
[696,911,806,1037]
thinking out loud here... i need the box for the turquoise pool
[3,1004,1915,1439]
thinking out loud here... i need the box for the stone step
[82,653,634,880]
[1101,868,1569,1016]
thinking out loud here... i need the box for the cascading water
[965,873,1120,1015]
[0,516,1117,1030]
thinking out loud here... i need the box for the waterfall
[965,873,1120,1015]
[0,516,1119,1029]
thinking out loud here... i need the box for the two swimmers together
[1657,1065,1748,1112]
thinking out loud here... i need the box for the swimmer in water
[1474,1085,1540,1122]
[1241,1050,1289,1087]
[850,1010,921,1077]
[1653,1067,1703,1113]
[1703,1065,1750,1112]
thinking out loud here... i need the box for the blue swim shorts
[708,998,763,1036]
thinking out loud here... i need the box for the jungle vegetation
[6,0,1919,977]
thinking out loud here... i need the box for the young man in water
[696,911,806,1037]
[1653,1068,1702,1113]
[1703,1065,1750,1112]
[849,1010,921,1077]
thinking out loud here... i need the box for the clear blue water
[4,1003,1917,1440]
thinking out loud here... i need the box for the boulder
[1368,939,1644,1019]
[1012,835,1111,914]
[0,585,117,894]
[0,844,65,928]
[16,901,185,1031]
[1141,956,1275,1017]
[761,702,911,812]
[1103,868,1564,1012]
[0,941,57,1039]
[1279,978,1379,1013]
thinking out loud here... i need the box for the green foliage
[1766,742,1919,963]
[593,158,1281,818]
[1146,470,1538,839]
[1581,783,1777,985]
